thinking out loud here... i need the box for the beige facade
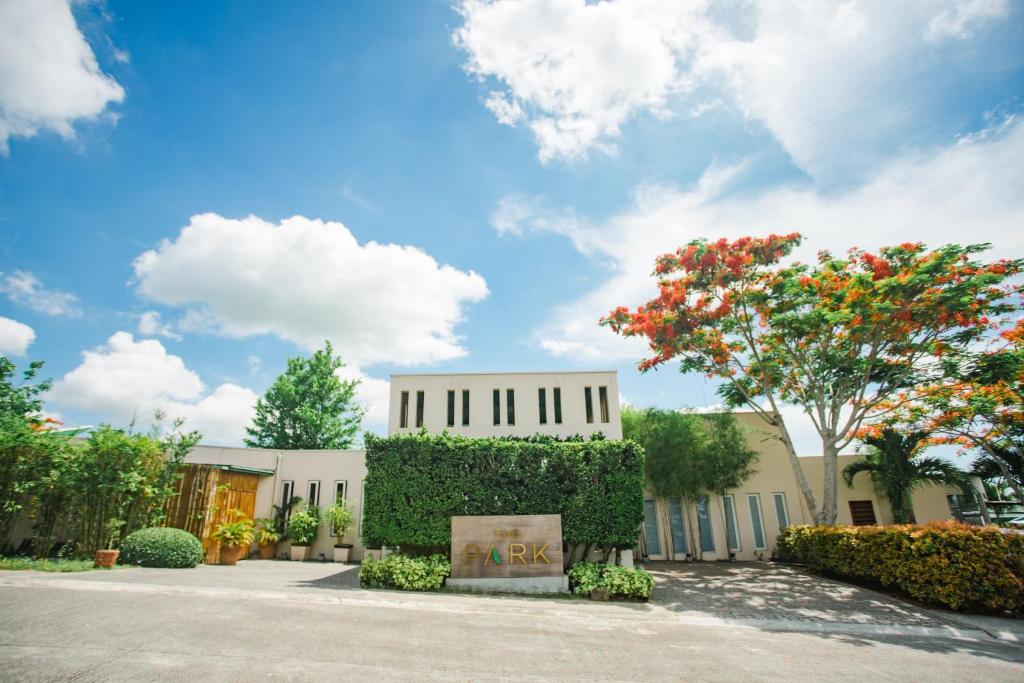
[388,371,622,440]
[640,412,985,562]
[185,445,368,562]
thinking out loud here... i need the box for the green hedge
[776,522,1024,613]
[359,553,450,591]
[361,433,644,549]
[568,561,655,600]
[119,527,204,568]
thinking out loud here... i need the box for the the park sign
[448,514,568,593]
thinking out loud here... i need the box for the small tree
[604,237,1021,524]
[245,341,364,450]
[844,427,975,524]
[622,407,757,558]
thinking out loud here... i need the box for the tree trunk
[980,441,1024,502]
[770,412,823,525]
[821,439,840,526]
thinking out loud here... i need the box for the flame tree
[602,235,1021,525]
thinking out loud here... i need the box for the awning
[208,463,276,476]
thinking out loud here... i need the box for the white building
[388,371,622,440]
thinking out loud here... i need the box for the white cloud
[132,213,489,367]
[453,0,1011,175]
[336,364,390,431]
[0,270,80,316]
[0,0,124,153]
[0,316,35,356]
[516,116,1024,362]
[49,332,258,445]
[137,310,182,341]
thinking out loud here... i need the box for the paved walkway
[0,560,1021,681]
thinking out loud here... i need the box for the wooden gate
[163,464,261,564]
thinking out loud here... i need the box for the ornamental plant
[254,518,281,546]
[603,237,1022,525]
[324,502,354,545]
[119,527,204,568]
[212,516,255,548]
[568,561,655,600]
[286,506,320,546]
[359,553,450,591]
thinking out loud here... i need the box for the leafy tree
[603,237,1021,524]
[844,427,975,524]
[971,442,1023,499]
[622,407,757,558]
[0,356,50,422]
[245,341,364,450]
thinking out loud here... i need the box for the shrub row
[359,553,450,591]
[568,561,655,601]
[776,522,1024,613]
[119,527,204,568]
[361,432,644,549]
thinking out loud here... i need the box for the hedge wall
[776,522,1024,613]
[360,432,644,550]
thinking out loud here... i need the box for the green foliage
[359,553,450,591]
[776,522,1024,613]
[118,527,204,568]
[361,432,644,550]
[286,505,320,546]
[244,341,364,449]
[324,502,354,543]
[254,518,281,545]
[846,427,975,524]
[0,557,98,572]
[623,408,757,500]
[212,516,255,547]
[567,561,655,600]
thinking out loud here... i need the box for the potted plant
[254,518,280,559]
[94,518,124,568]
[286,505,320,561]
[324,502,355,562]
[213,517,255,566]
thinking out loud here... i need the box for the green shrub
[119,527,204,568]
[359,553,450,591]
[776,522,1024,613]
[568,561,655,600]
[286,507,320,546]
[361,432,644,549]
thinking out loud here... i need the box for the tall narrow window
[553,387,562,424]
[506,389,515,426]
[399,391,409,428]
[446,390,455,427]
[598,386,610,423]
[415,390,425,428]
[721,495,741,552]
[493,389,501,425]
[772,492,790,531]
[584,387,594,423]
[747,494,767,549]
[461,390,470,426]
[307,480,320,509]
[538,388,547,424]
[696,496,715,553]
[643,498,661,556]
[668,497,688,555]
[281,480,294,524]
[332,480,348,536]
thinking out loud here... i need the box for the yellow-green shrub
[776,522,1024,613]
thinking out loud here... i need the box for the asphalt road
[0,564,1021,682]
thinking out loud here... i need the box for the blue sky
[1,0,1022,452]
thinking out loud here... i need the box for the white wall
[388,371,622,439]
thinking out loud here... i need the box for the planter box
[290,545,309,562]
[333,545,352,563]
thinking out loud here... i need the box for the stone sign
[448,514,567,593]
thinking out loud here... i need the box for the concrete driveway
[0,560,1021,682]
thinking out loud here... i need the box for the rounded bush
[119,527,204,568]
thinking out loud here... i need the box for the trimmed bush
[776,522,1024,613]
[119,527,204,568]
[361,432,644,550]
[568,561,655,600]
[359,553,450,591]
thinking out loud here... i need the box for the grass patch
[0,557,104,572]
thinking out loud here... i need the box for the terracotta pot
[290,545,309,561]
[94,549,119,568]
[220,544,244,566]
[333,545,352,563]
[258,543,276,560]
